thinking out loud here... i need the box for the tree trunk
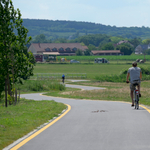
[8,77,12,105]
[5,75,8,107]
[15,89,17,105]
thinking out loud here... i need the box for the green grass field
[33,63,148,79]
[57,55,150,61]
[0,99,66,149]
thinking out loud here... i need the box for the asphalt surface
[7,83,150,150]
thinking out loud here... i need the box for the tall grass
[16,80,65,93]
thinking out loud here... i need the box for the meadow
[57,54,150,61]
[33,63,149,80]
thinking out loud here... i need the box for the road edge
[3,104,71,150]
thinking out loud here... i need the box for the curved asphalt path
[8,83,150,150]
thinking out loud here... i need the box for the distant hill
[22,19,150,40]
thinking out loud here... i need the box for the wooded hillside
[22,19,150,40]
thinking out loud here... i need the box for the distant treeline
[23,19,150,40]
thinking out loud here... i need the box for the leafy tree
[54,38,67,43]
[0,0,34,107]
[32,34,48,43]
[76,49,83,56]
[116,43,133,55]
[101,43,114,50]
[142,39,150,45]
[88,44,97,51]
[129,38,142,48]
[144,49,150,55]
[84,49,91,56]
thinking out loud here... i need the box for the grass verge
[0,98,66,149]
[45,81,150,106]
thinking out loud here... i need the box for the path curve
[7,83,150,150]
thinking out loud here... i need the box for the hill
[22,19,150,40]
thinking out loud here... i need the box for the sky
[12,0,150,27]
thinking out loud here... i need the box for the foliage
[22,19,150,40]
[144,49,150,55]
[84,49,91,56]
[142,39,150,45]
[87,44,97,51]
[0,0,34,107]
[32,34,51,43]
[76,49,83,56]
[101,43,114,50]
[129,37,142,48]
[116,43,134,55]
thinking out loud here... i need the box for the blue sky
[12,0,150,27]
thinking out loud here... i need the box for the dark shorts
[130,80,141,91]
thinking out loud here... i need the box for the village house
[135,44,150,54]
[28,43,88,62]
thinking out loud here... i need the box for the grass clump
[0,98,66,149]
[16,80,65,93]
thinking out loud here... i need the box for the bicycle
[133,83,139,109]
[126,81,140,109]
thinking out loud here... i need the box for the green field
[57,55,150,61]
[33,63,148,79]
[0,99,66,149]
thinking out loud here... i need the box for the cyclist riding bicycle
[126,62,142,107]
[62,74,65,83]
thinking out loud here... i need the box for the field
[33,63,149,79]
[57,55,150,61]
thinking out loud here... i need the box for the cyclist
[126,62,142,107]
[62,74,65,83]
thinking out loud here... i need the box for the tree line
[22,19,150,40]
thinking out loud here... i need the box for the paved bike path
[8,84,150,150]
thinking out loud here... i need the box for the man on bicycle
[62,74,65,83]
[126,62,142,107]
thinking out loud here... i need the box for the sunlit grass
[0,98,66,149]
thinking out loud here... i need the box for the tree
[142,39,150,45]
[101,43,114,50]
[87,44,97,51]
[76,49,83,56]
[0,0,34,107]
[84,49,91,56]
[32,34,48,43]
[129,38,142,48]
[144,49,150,55]
[116,43,133,55]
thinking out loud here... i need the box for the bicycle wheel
[136,95,139,109]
